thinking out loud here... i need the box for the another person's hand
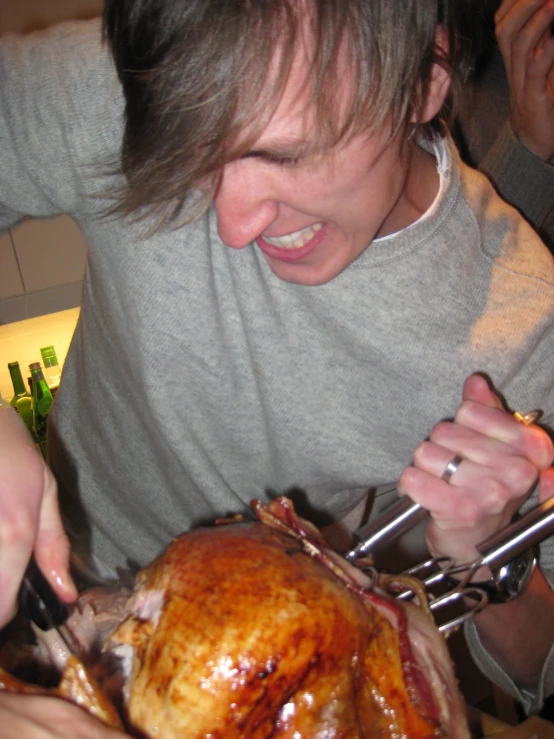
[0,406,76,627]
[0,693,128,738]
[496,0,554,161]
[398,373,554,566]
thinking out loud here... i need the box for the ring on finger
[441,453,464,484]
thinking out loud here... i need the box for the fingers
[0,693,127,738]
[398,373,554,563]
[496,0,554,37]
[34,465,78,604]
[453,400,553,469]
[497,0,554,90]
[0,416,44,627]
[0,407,76,627]
[495,0,554,159]
[503,2,554,79]
[461,373,503,409]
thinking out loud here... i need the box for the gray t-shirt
[1,18,553,713]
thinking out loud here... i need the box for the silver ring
[441,453,464,483]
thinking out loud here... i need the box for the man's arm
[398,374,554,707]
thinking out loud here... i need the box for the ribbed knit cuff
[480,121,554,228]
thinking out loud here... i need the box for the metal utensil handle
[346,497,425,560]
[478,497,554,572]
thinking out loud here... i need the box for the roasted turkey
[0,497,470,738]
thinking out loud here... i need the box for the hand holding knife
[18,559,82,660]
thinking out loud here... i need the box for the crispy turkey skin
[1,497,470,738]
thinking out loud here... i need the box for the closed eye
[270,156,302,167]
[241,148,305,167]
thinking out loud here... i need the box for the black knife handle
[18,559,69,630]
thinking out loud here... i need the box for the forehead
[244,25,355,153]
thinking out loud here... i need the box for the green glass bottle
[40,345,61,395]
[29,362,54,459]
[8,361,34,439]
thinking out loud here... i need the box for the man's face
[214,44,438,286]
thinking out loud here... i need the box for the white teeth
[263,222,323,249]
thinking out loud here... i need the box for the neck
[377,141,440,237]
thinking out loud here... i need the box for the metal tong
[347,495,554,633]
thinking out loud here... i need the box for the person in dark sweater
[455,0,554,250]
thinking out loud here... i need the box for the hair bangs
[103,0,482,227]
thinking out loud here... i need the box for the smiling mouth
[263,222,323,249]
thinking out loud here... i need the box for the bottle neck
[8,363,28,396]
[30,367,46,383]
[30,367,53,416]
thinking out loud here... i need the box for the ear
[412,25,452,124]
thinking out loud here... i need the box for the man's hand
[0,407,76,627]
[496,0,554,161]
[0,693,128,738]
[397,373,554,565]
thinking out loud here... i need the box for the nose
[214,162,279,249]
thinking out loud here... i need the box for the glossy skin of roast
[108,521,447,738]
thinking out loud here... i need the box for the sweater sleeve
[480,121,554,237]
[0,19,121,230]
[464,500,554,717]
[465,601,554,716]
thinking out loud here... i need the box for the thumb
[462,373,504,410]
[34,465,78,604]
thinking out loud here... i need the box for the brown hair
[103,0,483,226]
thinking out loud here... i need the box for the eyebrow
[240,138,323,161]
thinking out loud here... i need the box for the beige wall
[0,0,103,34]
[0,308,79,401]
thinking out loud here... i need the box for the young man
[0,0,553,734]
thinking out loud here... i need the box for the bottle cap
[29,362,41,371]
[40,346,58,368]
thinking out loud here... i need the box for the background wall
[0,308,79,400]
[0,0,105,324]
[0,0,103,34]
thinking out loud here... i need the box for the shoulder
[455,148,554,287]
[0,17,105,60]
[0,17,107,76]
